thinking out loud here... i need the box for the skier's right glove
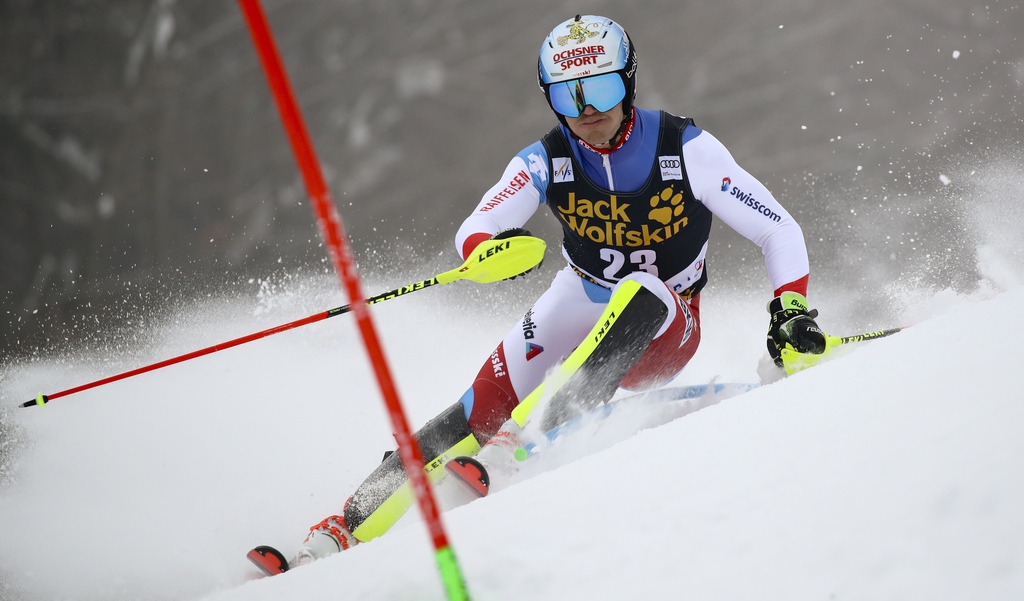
[766,291,826,368]
[490,227,542,280]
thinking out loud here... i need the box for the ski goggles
[545,73,626,118]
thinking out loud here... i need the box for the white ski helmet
[538,15,638,124]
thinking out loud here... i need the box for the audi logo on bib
[659,155,683,180]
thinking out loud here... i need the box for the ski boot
[293,513,360,567]
[444,417,525,498]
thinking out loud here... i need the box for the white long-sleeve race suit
[451,108,809,439]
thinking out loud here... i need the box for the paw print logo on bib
[649,187,685,225]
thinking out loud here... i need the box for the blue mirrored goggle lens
[547,73,626,118]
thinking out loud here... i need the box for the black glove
[490,227,542,279]
[766,291,826,367]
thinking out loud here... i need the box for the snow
[2,254,1023,600]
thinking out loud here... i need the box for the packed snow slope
[3,159,1024,601]
[1,252,1022,600]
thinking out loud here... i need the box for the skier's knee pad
[344,401,482,542]
[614,272,686,338]
[535,279,668,430]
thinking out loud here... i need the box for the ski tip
[247,545,289,576]
[444,456,490,498]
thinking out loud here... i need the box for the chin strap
[606,107,635,148]
[573,108,637,155]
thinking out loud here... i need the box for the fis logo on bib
[659,156,683,181]
[552,157,574,183]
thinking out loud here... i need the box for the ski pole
[836,326,904,345]
[781,325,906,374]
[20,236,545,409]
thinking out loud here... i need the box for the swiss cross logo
[528,152,549,184]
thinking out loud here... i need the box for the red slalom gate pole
[237,2,470,598]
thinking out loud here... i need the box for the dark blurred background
[2,0,1022,361]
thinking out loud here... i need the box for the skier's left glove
[766,291,826,368]
[490,227,542,280]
